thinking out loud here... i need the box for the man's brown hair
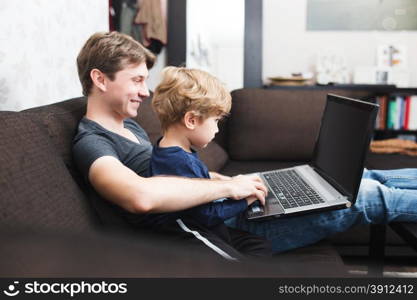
[77,31,155,96]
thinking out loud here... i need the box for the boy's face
[105,62,150,119]
[189,115,221,149]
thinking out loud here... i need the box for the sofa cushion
[198,142,229,172]
[0,230,346,277]
[0,111,97,233]
[228,88,375,161]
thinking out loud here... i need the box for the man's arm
[89,156,267,214]
[209,171,232,180]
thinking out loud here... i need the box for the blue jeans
[225,169,417,253]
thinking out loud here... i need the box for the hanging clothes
[134,0,167,54]
[109,0,124,31]
[119,0,143,42]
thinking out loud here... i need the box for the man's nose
[139,83,150,98]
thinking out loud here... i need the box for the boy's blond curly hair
[152,66,231,131]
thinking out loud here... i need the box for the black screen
[313,95,377,200]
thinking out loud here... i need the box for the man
[73,32,417,256]
[72,32,267,258]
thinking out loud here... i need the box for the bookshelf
[372,89,417,142]
[265,84,417,141]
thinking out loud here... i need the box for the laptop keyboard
[263,169,325,209]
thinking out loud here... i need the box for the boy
[149,66,272,260]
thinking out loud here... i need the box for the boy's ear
[90,68,107,92]
[183,111,199,129]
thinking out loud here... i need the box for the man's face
[105,62,150,119]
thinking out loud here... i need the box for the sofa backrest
[24,97,136,231]
[0,111,97,233]
[23,97,90,190]
[228,88,375,161]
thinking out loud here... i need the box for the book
[374,97,380,129]
[401,96,406,129]
[404,96,411,130]
[387,97,397,129]
[409,96,417,130]
[374,99,380,129]
[379,95,387,130]
[396,96,403,130]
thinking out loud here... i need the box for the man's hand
[228,175,267,205]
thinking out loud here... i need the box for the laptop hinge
[311,165,353,201]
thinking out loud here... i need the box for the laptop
[246,94,379,220]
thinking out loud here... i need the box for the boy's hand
[246,195,264,206]
[228,175,267,205]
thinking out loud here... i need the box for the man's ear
[183,111,199,129]
[90,68,107,92]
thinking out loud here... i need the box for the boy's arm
[188,199,249,227]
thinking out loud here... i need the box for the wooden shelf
[375,129,417,133]
[374,130,417,141]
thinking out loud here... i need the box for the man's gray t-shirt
[72,117,153,228]
[73,117,152,180]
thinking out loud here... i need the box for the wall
[145,0,167,92]
[0,0,108,111]
[147,46,166,92]
[263,0,417,87]
[186,0,244,91]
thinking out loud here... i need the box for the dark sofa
[0,88,415,277]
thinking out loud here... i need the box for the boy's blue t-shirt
[150,140,248,227]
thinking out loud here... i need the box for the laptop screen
[312,94,378,200]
